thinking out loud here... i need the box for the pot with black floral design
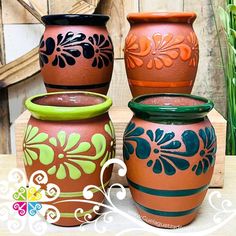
[124,12,199,97]
[123,93,216,228]
[39,14,114,94]
[23,91,115,226]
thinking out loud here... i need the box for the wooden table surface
[0,155,235,236]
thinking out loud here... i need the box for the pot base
[136,206,197,229]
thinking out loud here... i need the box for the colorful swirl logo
[12,186,42,217]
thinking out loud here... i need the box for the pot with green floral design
[123,93,216,228]
[23,91,115,227]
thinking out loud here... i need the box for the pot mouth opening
[25,91,112,121]
[129,93,214,122]
[41,14,110,26]
[127,12,197,24]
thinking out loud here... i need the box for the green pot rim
[128,93,214,122]
[25,91,112,121]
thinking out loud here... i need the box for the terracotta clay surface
[123,94,216,228]
[124,12,199,97]
[39,14,114,94]
[23,92,115,226]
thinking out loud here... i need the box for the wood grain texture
[0,88,10,153]
[95,0,139,59]
[139,0,184,11]
[0,0,6,64]
[1,0,47,24]
[184,0,226,117]
[107,59,132,107]
[0,48,39,88]
[14,107,226,187]
[49,0,79,14]
[8,74,45,123]
[17,0,45,23]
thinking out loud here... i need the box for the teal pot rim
[128,93,214,122]
[25,91,112,121]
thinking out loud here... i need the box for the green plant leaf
[228,4,236,14]
[219,6,230,33]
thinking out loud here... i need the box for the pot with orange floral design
[124,12,199,97]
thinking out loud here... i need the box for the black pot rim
[42,14,110,26]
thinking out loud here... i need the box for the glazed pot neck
[25,91,112,121]
[127,12,197,25]
[41,14,110,26]
[128,94,214,123]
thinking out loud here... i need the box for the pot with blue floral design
[39,14,114,94]
[123,93,216,228]
[23,91,115,226]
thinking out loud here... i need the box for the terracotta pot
[23,91,115,226]
[124,12,199,97]
[39,14,114,94]
[123,94,216,228]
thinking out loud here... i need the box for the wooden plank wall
[0,0,227,153]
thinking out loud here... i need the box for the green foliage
[219,2,236,154]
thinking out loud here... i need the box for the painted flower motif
[23,125,54,166]
[100,121,116,166]
[146,129,190,175]
[186,32,199,67]
[124,34,151,69]
[52,32,94,68]
[192,127,216,175]
[123,122,151,161]
[39,36,55,67]
[147,33,191,69]
[88,34,113,69]
[47,131,106,180]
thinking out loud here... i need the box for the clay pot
[123,94,216,228]
[39,14,114,94]
[23,91,115,226]
[124,12,199,97]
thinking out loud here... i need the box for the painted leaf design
[46,132,107,180]
[145,129,190,175]
[192,127,216,176]
[123,122,151,160]
[162,130,199,157]
[23,125,53,166]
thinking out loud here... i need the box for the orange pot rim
[127,12,197,24]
